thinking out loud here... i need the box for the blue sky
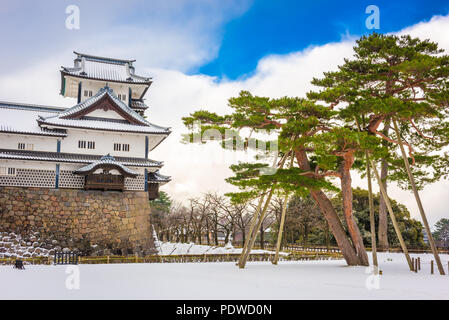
[1,1,449,79]
[200,0,449,79]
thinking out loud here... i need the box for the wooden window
[89,90,92,97]
[87,141,95,149]
[118,94,122,100]
[78,140,87,149]
[18,143,25,150]
[84,90,88,97]
[122,94,126,101]
[8,168,16,176]
[122,144,130,152]
[26,143,34,150]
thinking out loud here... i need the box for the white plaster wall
[0,159,57,170]
[0,133,59,152]
[64,77,147,101]
[1,161,148,175]
[0,160,148,190]
[60,129,146,158]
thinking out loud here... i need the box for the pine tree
[309,32,449,274]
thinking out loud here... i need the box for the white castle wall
[60,129,146,158]
[2,134,59,152]
[0,160,146,190]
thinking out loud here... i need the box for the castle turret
[60,52,151,116]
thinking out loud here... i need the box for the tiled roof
[0,103,67,137]
[148,170,171,185]
[61,52,151,84]
[130,100,149,110]
[0,149,163,168]
[74,154,138,177]
[38,87,170,134]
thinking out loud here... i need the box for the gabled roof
[130,99,149,111]
[148,170,171,185]
[74,154,138,177]
[61,52,152,85]
[38,86,170,135]
[58,86,148,125]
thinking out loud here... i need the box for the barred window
[18,143,25,150]
[87,141,95,149]
[78,140,87,149]
[113,143,130,152]
[0,167,16,176]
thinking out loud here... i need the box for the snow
[0,232,54,259]
[156,241,283,255]
[1,252,448,299]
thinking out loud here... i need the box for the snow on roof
[39,86,170,135]
[0,103,67,137]
[130,100,149,110]
[148,170,171,185]
[0,149,163,168]
[74,154,138,177]
[61,52,151,84]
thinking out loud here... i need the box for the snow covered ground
[156,241,284,255]
[0,252,448,299]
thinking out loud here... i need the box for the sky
[1,0,449,227]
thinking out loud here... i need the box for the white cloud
[1,11,449,226]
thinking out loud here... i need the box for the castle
[0,52,170,255]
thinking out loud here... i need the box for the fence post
[418,257,421,271]
[431,260,434,275]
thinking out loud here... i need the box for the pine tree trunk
[309,189,361,266]
[295,149,362,266]
[378,120,390,251]
[339,152,369,266]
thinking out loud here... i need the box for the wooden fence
[0,251,342,266]
[54,251,79,265]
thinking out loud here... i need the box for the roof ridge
[74,51,136,64]
[0,101,66,112]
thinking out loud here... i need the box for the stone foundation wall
[0,187,156,255]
